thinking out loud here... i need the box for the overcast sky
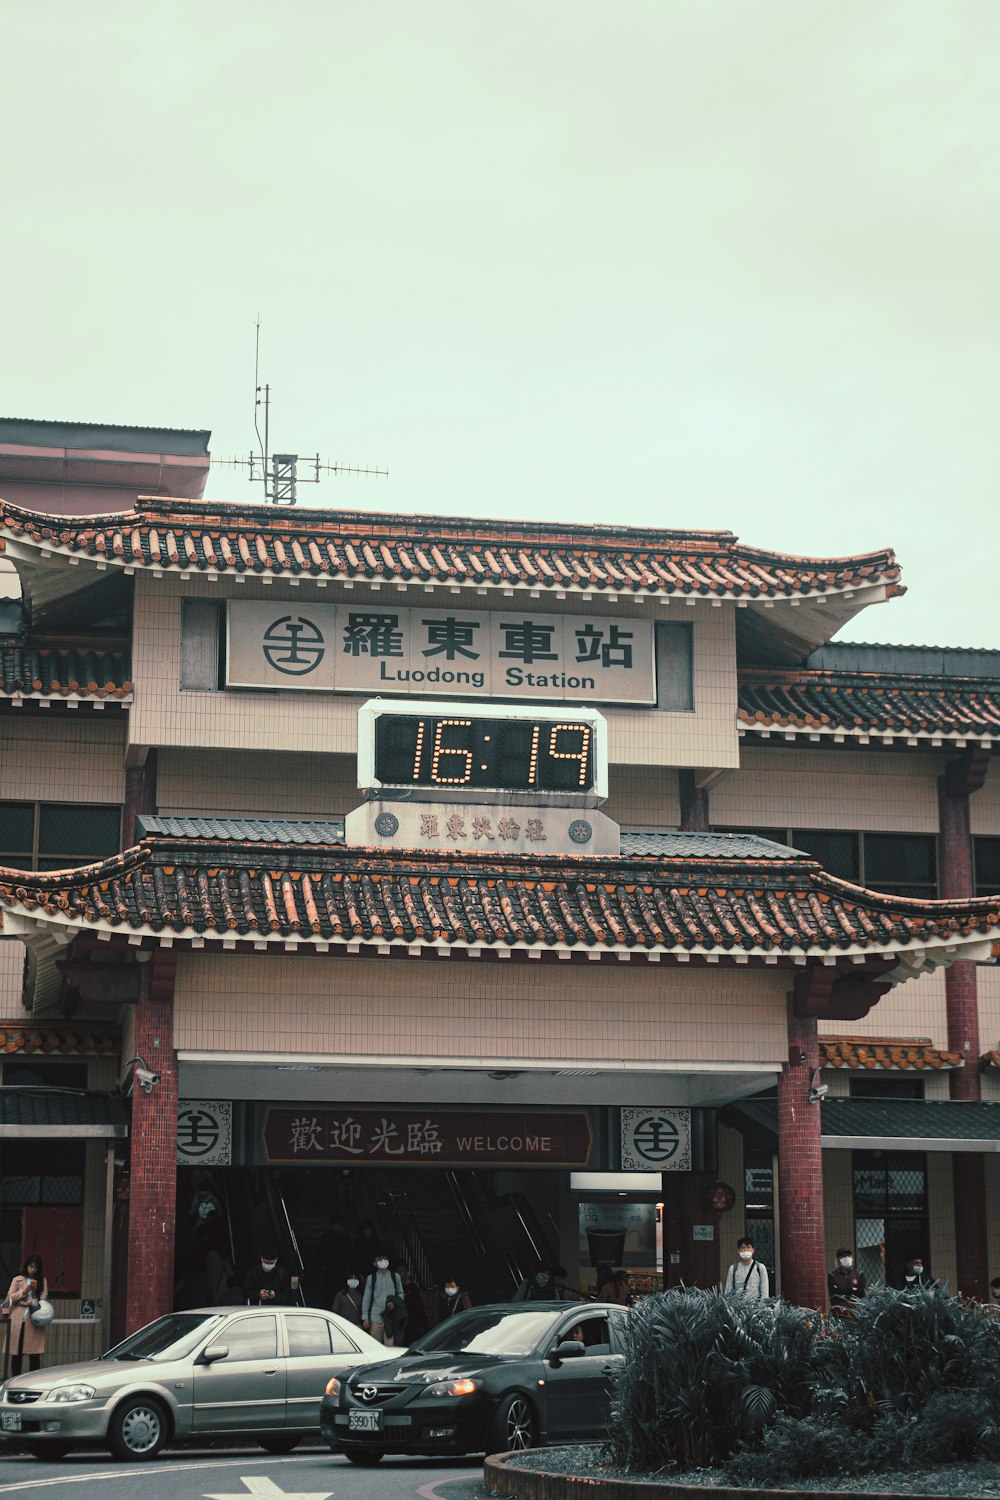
[4,1,999,648]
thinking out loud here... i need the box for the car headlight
[325,1377,342,1397]
[47,1383,97,1403]
[425,1378,480,1398]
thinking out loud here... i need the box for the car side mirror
[201,1344,229,1364]
[550,1340,586,1363]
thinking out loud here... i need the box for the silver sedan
[0,1305,396,1462]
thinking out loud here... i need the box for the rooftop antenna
[217,319,388,505]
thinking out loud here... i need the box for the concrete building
[1,418,998,1354]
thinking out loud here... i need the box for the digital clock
[357,700,608,807]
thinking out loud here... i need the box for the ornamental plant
[607,1287,820,1470]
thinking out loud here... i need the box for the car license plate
[349,1409,382,1433]
[1,1413,21,1433]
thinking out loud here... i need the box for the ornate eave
[2,833,997,1014]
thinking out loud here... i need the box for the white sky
[4,0,999,648]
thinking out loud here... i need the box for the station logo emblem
[621,1106,691,1173]
[177,1100,233,1166]
[262,614,326,675]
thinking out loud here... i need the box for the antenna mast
[219,321,387,505]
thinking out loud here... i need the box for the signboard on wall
[621,1106,692,1173]
[22,1206,83,1298]
[261,1107,594,1167]
[225,601,655,705]
[177,1100,233,1166]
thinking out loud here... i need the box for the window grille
[0,801,121,871]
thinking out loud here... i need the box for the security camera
[134,1067,160,1094]
[808,1067,828,1104]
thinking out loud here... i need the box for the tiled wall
[130,575,739,770]
[0,716,126,803]
[714,745,945,833]
[971,760,1000,836]
[818,969,949,1051]
[0,938,25,1015]
[173,951,789,1067]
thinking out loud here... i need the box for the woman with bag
[2,1254,49,1376]
[361,1256,407,1346]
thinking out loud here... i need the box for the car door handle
[262,1367,278,1376]
[601,1364,617,1375]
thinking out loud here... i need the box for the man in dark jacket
[242,1247,297,1306]
[828,1247,866,1315]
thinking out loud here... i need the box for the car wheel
[343,1448,384,1465]
[22,1441,72,1460]
[489,1392,537,1453]
[108,1396,168,1461]
[258,1436,301,1454]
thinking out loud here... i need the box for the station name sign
[226,601,655,705]
[262,1107,594,1167]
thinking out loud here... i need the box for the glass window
[0,1142,85,1205]
[0,801,121,871]
[790,830,859,882]
[862,834,937,897]
[286,1315,333,1357]
[974,838,1000,897]
[853,1151,927,1213]
[221,1315,278,1361]
[850,1077,925,1100]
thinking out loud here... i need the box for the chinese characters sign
[621,1106,692,1173]
[226,602,655,704]
[262,1108,594,1166]
[23,1206,83,1296]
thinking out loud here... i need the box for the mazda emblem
[360,1385,379,1402]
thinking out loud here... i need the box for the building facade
[1,420,998,1350]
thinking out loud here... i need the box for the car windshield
[102,1313,221,1362]
[407,1308,558,1358]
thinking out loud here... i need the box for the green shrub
[607,1288,820,1470]
[724,1412,860,1487]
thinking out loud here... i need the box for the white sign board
[621,1106,692,1173]
[225,601,655,705]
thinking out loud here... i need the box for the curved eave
[0,501,904,612]
[739,720,996,750]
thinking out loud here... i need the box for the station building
[1,417,998,1354]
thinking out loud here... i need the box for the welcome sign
[225,601,655,704]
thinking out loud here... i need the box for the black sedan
[320,1300,627,1461]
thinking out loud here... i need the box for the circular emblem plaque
[568,819,593,845]
[374,812,399,838]
[262,614,325,676]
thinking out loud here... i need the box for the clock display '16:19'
[373,713,595,793]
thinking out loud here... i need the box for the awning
[723,1096,1000,1154]
[0,1088,129,1138]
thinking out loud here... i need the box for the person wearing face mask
[242,1246,297,1306]
[723,1236,770,1300]
[513,1263,561,1301]
[362,1256,406,1345]
[895,1257,935,1292]
[333,1270,364,1325]
[438,1276,472,1321]
[828,1247,866,1315]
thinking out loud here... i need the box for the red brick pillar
[939,756,988,1298]
[125,949,178,1333]
[678,770,710,832]
[777,1001,826,1309]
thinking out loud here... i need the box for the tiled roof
[0,1022,119,1055]
[820,1097,1000,1142]
[820,1038,962,1070]
[0,637,132,701]
[0,497,903,602]
[138,818,804,865]
[738,669,1000,745]
[1,835,997,961]
[0,1088,128,1133]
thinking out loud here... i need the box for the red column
[122,750,158,849]
[777,1001,826,1309]
[938,758,988,1299]
[124,950,178,1334]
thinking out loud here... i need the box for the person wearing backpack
[722,1235,770,1300]
[362,1256,407,1345]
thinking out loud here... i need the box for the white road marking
[204,1478,333,1500]
[415,1475,481,1500]
[0,1454,304,1494]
